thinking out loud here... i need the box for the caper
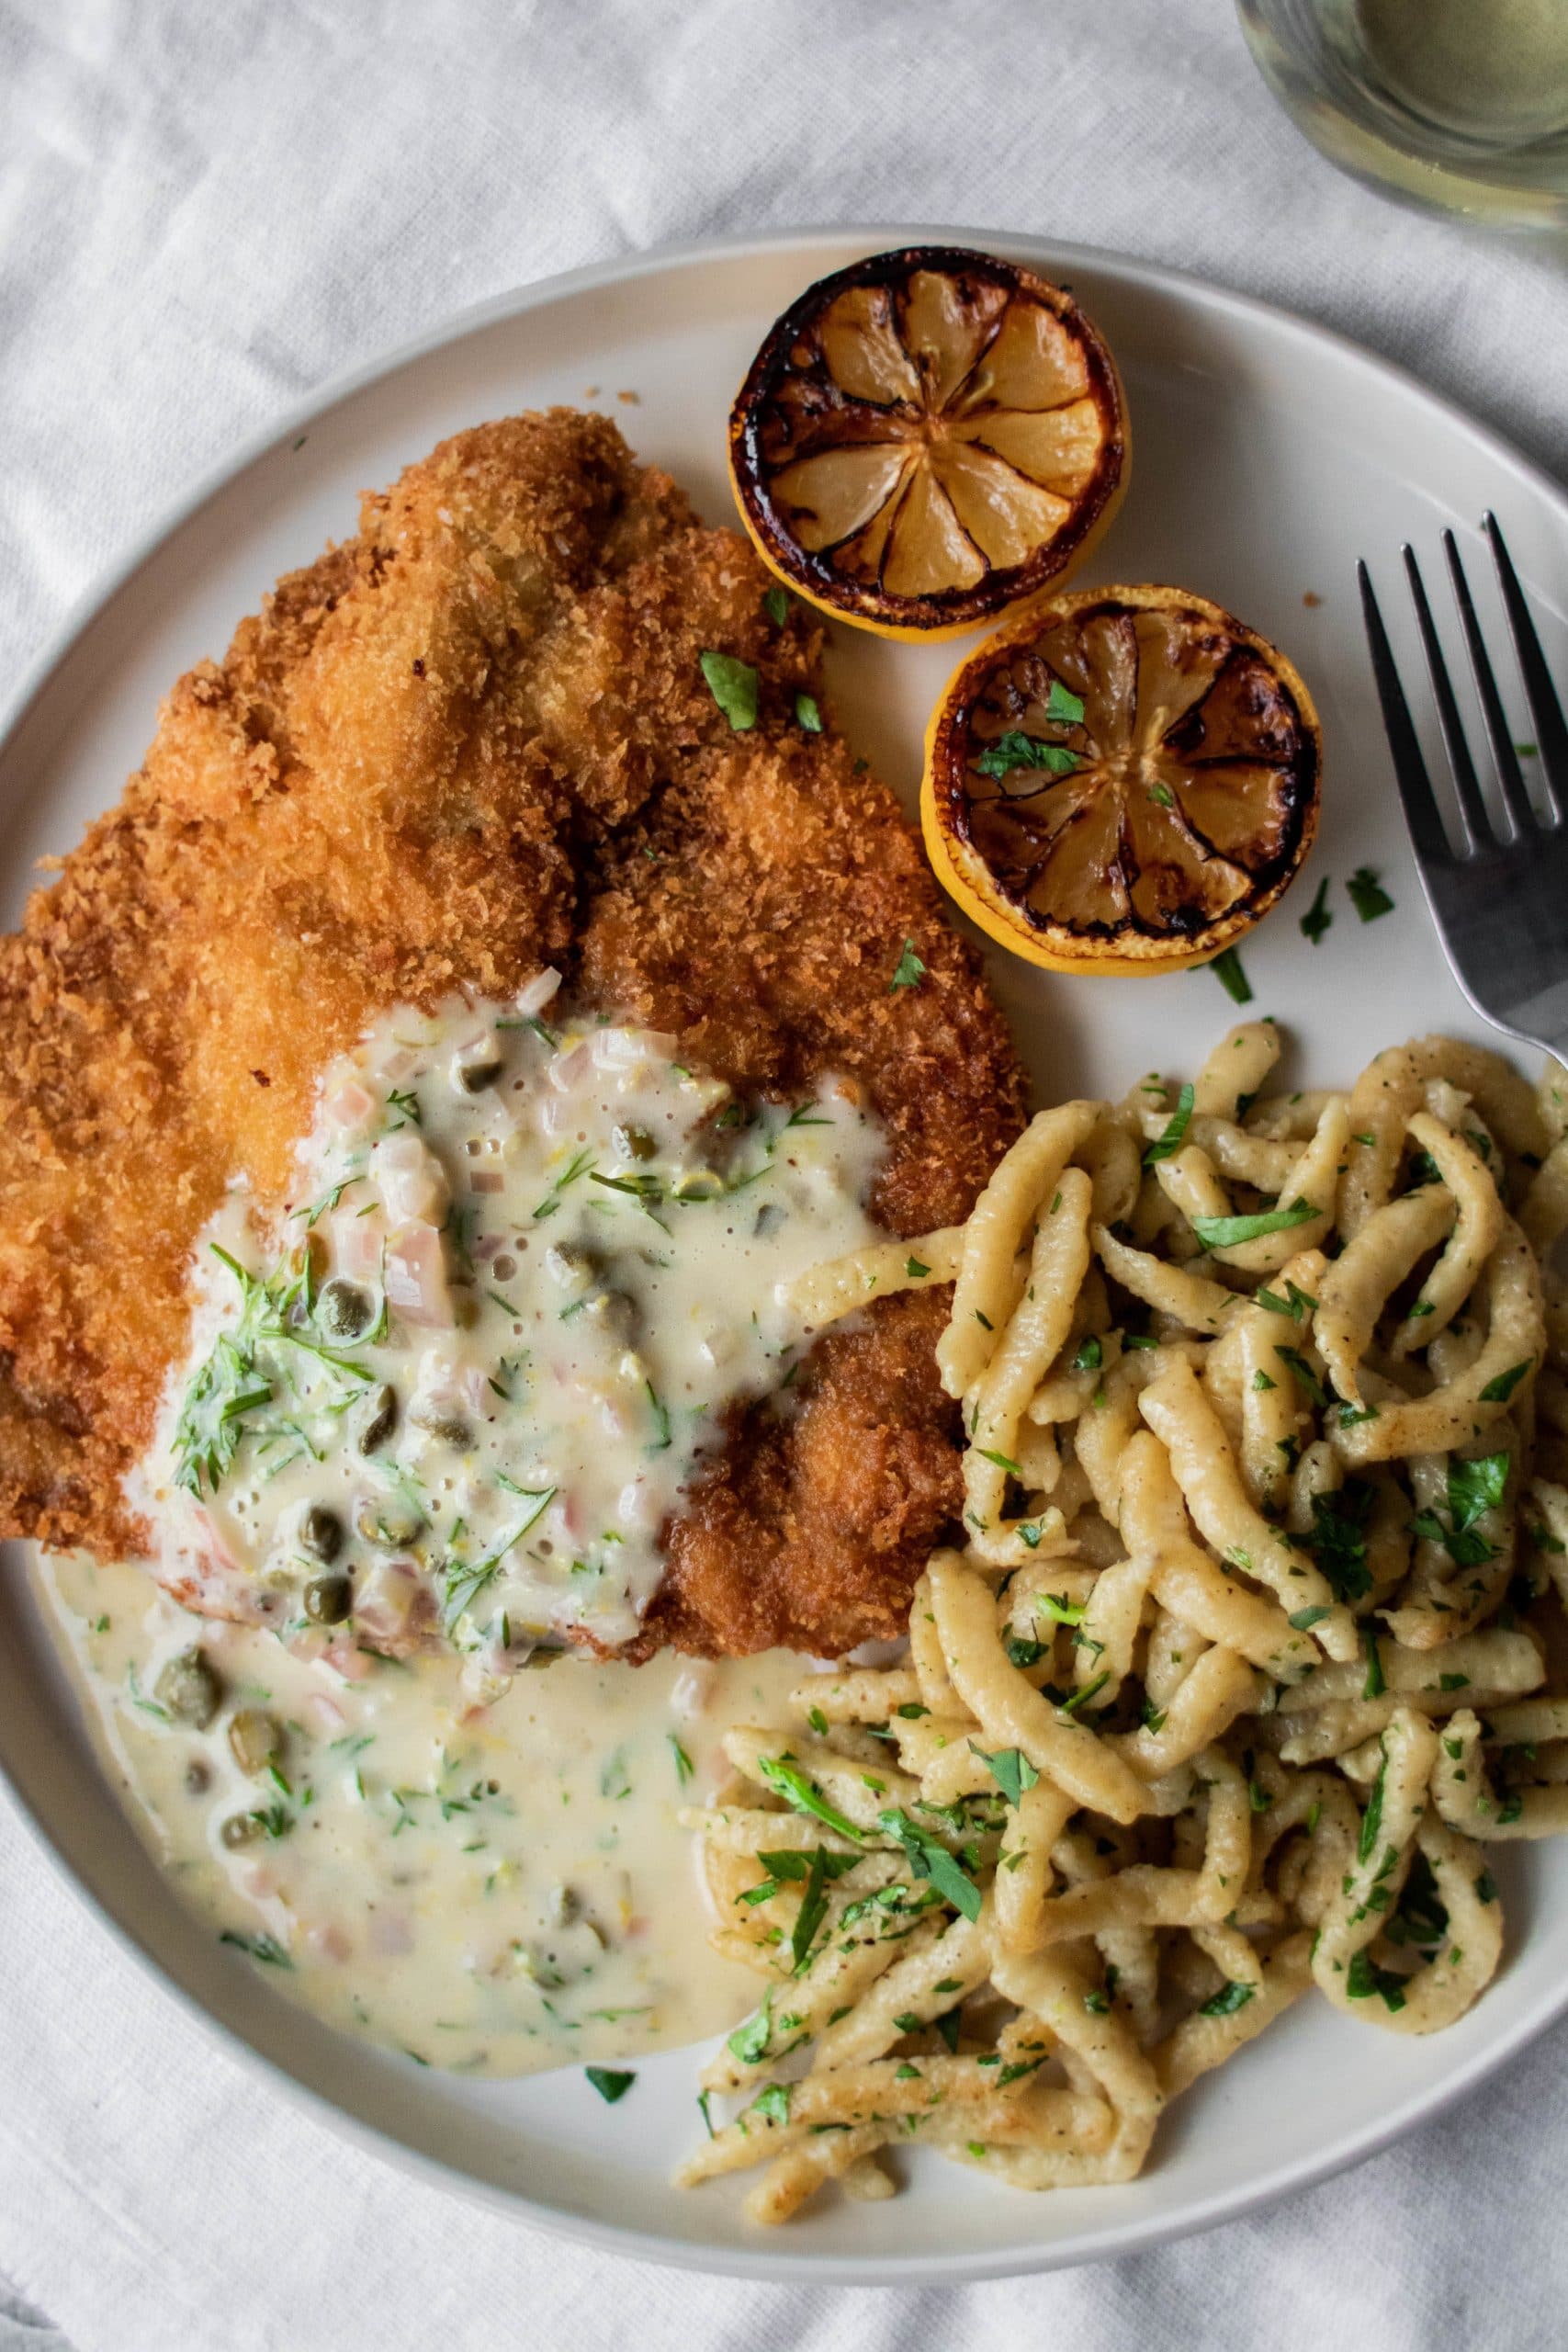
[544,1242,596,1291]
[457,1057,504,1093]
[227,1708,281,1777]
[303,1572,354,1625]
[318,1277,375,1341]
[357,1384,398,1454]
[614,1124,658,1162]
[299,1504,344,1563]
[583,1288,638,1340]
[409,1399,473,1448]
[355,1497,424,1549]
[220,1812,265,1850]
[671,1169,723,1202]
[155,1647,221,1729]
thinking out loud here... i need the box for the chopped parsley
[1306,1481,1374,1604]
[1035,1592,1085,1627]
[1207,947,1253,1004]
[644,1380,672,1453]
[1347,865,1394,922]
[1299,876,1333,944]
[727,1987,774,2064]
[171,1245,374,1500]
[973,730,1081,779]
[1191,1199,1317,1251]
[219,1928,294,1969]
[1144,1081,1195,1167]
[757,1846,858,1884]
[1257,1279,1317,1320]
[699,650,759,730]
[789,1846,832,1975]
[754,1755,863,1843]
[889,939,927,992]
[1479,1360,1533,1406]
[970,1745,1040,1805]
[1058,1670,1111,1716]
[1357,1743,1388,1866]
[1346,1950,1405,2012]
[1450,1451,1510,1533]
[584,2067,637,2104]
[1275,1346,1327,1408]
[1198,1980,1255,2018]
[877,1808,983,1922]
[976,1448,1024,1478]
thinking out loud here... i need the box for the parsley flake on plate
[1347,865,1394,922]
[1207,947,1253,1004]
[1299,875,1333,944]
[584,2066,637,2104]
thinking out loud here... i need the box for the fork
[1359,514,1568,1063]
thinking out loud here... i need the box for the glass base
[1237,0,1568,228]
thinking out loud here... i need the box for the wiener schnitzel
[0,409,1025,1657]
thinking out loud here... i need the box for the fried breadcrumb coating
[0,410,1025,1656]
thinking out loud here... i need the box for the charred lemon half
[922,585,1322,975]
[728,246,1128,639]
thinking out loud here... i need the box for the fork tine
[1358,560,1453,868]
[1403,544,1494,853]
[1483,512,1568,825]
[1444,528,1541,842]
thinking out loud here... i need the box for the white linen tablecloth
[3,4,1567,2346]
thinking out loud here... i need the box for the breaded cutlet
[0,409,1026,1657]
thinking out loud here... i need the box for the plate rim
[3,220,1566,2287]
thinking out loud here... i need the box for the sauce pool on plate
[36,1546,808,2077]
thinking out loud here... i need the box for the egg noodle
[677,1023,1568,2223]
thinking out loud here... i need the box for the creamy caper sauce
[37,1548,805,2075]
[130,977,885,1658]
[40,981,893,2075]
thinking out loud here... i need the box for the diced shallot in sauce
[372,1133,449,1226]
[321,1075,378,1136]
[515,967,562,1015]
[383,1223,454,1326]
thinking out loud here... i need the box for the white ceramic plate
[3,229,1567,2284]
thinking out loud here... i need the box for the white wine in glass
[1237,0,1568,224]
